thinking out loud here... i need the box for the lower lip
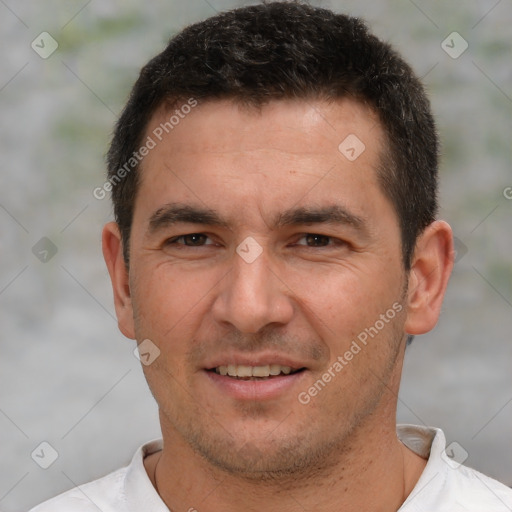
[204,370,307,401]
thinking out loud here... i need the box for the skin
[103,98,454,512]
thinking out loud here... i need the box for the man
[31,2,512,511]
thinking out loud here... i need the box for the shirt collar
[124,438,167,512]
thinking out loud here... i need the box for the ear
[102,222,136,339]
[404,220,454,335]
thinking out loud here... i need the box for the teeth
[215,364,295,378]
[269,364,282,375]
[252,365,270,377]
[236,365,252,377]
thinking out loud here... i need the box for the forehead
[134,97,393,233]
[145,97,382,160]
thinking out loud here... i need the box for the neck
[146,415,426,512]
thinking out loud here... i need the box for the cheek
[130,263,212,339]
[296,264,394,320]
[293,265,404,366]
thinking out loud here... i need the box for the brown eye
[304,234,331,247]
[295,234,339,247]
[166,233,212,247]
[293,233,351,250]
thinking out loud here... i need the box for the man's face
[124,98,409,476]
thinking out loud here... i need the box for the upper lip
[204,352,307,371]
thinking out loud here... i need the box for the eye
[294,233,345,248]
[165,233,214,247]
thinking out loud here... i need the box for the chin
[186,422,349,483]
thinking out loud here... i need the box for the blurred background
[0,1,510,510]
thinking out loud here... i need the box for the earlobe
[102,222,136,339]
[404,220,454,336]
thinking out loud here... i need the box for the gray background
[0,1,511,510]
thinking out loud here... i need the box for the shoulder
[398,424,512,511]
[28,439,163,512]
[28,466,128,512]
[445,464,512,511]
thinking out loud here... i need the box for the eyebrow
[148,204,230,233]
[274,204,365,231]
[147,202,367,234]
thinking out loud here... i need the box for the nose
[211,245,294,334]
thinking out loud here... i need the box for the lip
[204,352,307,372]
[204,368,307,401]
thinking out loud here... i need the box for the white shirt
[30,424,512,511]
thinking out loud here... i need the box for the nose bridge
[232,244,271,301]
[212,242,293,333]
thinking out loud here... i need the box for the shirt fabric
[30,424,512,511]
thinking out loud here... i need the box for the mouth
[203,354,309,400]
[207,364,306,380]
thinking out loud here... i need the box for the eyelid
[163,232,348,249]
[293,233,347,246]
[165,233,216,246]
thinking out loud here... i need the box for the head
[107,2,438,272]
[103,2,453,480]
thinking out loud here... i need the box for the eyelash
[165,233,215,247]
[164,233,346,249]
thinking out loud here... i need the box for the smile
[212,364,304,379]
